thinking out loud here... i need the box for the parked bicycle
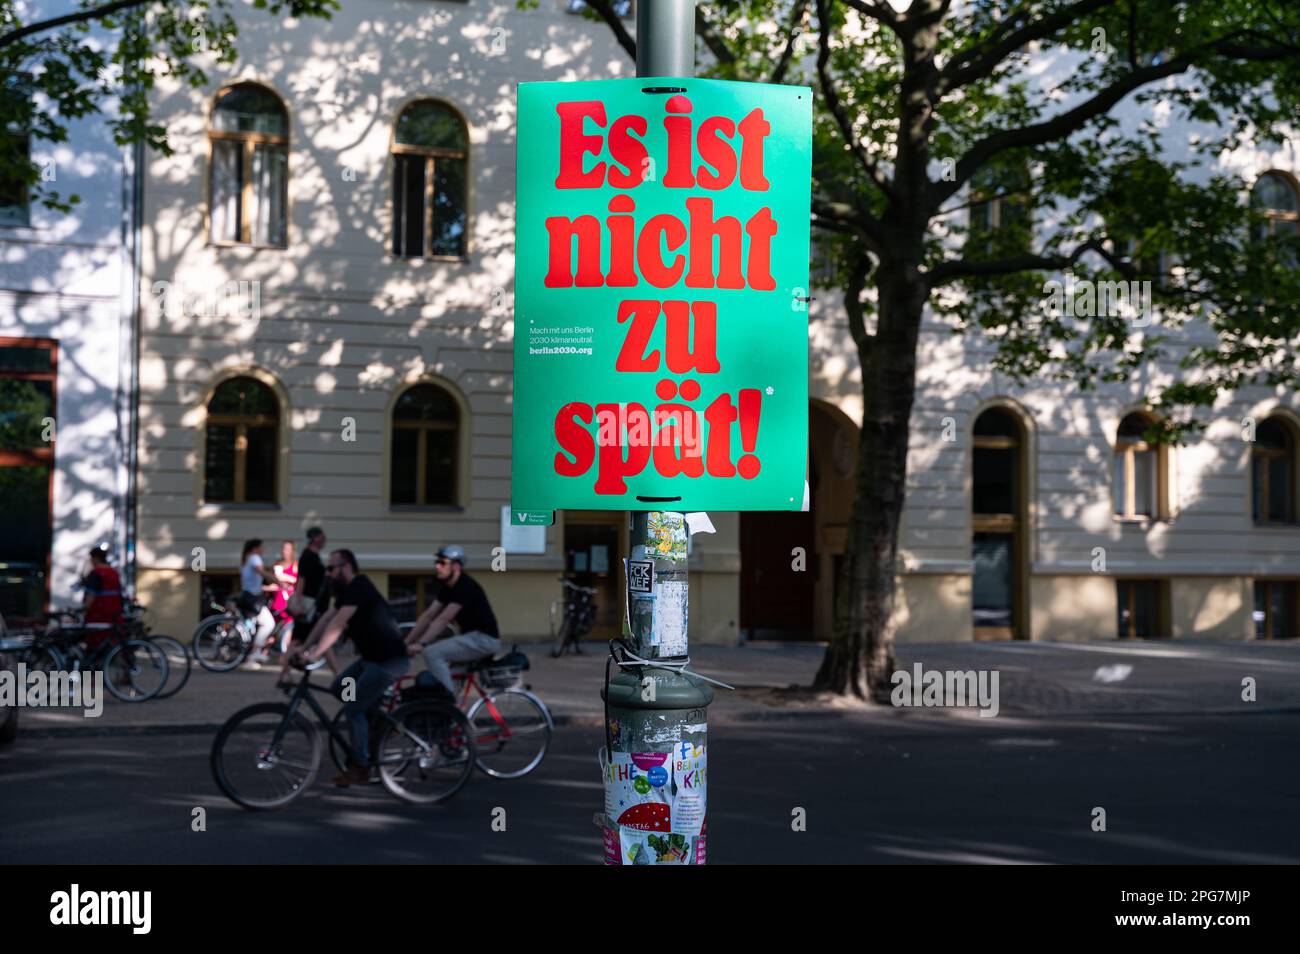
[552,578,597,657]
[0,608,170,702]
[329,647,551,780]
[120,599,192,699]
[191,587,293,672]
[211,659,476,809]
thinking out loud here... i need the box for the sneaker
[328,765,371,787]
[248,653,272,664]
[239,660,263,671]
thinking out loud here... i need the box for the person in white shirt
[237,539,280,668]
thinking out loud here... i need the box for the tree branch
[695,5,736,66]
[583,0,636,62]
[769,0,809,85]
[815,0,894,198]
[928,237,1108,284]
[843,0,905,36]
[0,0,151,50]
[844,246,873,349]
[930,30,1292,213]
[937,0,1119,97]
[812,196,885,255]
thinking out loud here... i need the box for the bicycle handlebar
[559,579,598,595]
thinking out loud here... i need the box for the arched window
[204,377,279,503]
[971,407,1025,638]
[969,161,1032,259]
[391,384,459,506]
[1250,171,1299,242]
[209,83,288,247]
[1252,417,1297,524]
[391,100,468,259]
[1113,411,1168,520]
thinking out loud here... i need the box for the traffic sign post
[511,0,811,864]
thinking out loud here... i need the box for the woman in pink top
[270,540,298,625]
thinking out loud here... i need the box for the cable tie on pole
[612,644,735,691]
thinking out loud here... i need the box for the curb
[19,704,1300,738]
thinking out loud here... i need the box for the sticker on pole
[602,749,706,865]
[628,560,653,593]
[512,77,811,512]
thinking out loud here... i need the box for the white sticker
[684,512,716,536]
[653,580,689,656]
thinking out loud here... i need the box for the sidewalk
[16,638,1300,735]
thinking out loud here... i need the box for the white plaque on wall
[500,505,546,555]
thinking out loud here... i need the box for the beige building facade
[133,1,1300,646]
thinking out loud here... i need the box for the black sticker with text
[628,561,653,593]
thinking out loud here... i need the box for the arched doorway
[739,401,857,640]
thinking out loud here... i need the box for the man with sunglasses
[296,549,409,786]
[405,545,501,696]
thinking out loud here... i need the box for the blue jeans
[331,657,410,766]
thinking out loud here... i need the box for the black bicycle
[552,578,597,657]
[120,600,192,700]
[211,660,477,810]
[191,588,293,672]
[4,609,169,703]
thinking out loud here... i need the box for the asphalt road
[3,707,1298,864]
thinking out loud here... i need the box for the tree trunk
[813,267,925,702]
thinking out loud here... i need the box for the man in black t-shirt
[405,545,501,694]
[298,548,409,785]
[277,526,328,688]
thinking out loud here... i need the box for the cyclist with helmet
[404,545,501,696]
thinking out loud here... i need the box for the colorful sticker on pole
[646,511,688,561]
[512,77,812,513]
[671,739,706,838]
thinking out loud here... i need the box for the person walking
[404,545,501,696]
[80,545,124,652]
[278,527,328,687]
[270,540,298,622]
[237,539,280,668]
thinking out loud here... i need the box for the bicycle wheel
[552,611,574,657]
[466,688,553,779]
[103,640,170,702]
[211,703,321,810]
[146,635,192,699]
[19,643,64,675]
[376,701,476,805]
[192,614,250,672]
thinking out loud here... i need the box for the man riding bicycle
[404,545,501,696]
[295,549,409,786]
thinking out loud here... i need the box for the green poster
[512,77,811,512]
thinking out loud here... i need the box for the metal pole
[601,0,712,866]
[636,0,696,78]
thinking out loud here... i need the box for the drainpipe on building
[600,0,714,867]
[121,12,146,596]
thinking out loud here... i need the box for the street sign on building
[512,77,812,513]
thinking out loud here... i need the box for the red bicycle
[329,650,552,779]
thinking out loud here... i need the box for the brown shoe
[328,765,371,787]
